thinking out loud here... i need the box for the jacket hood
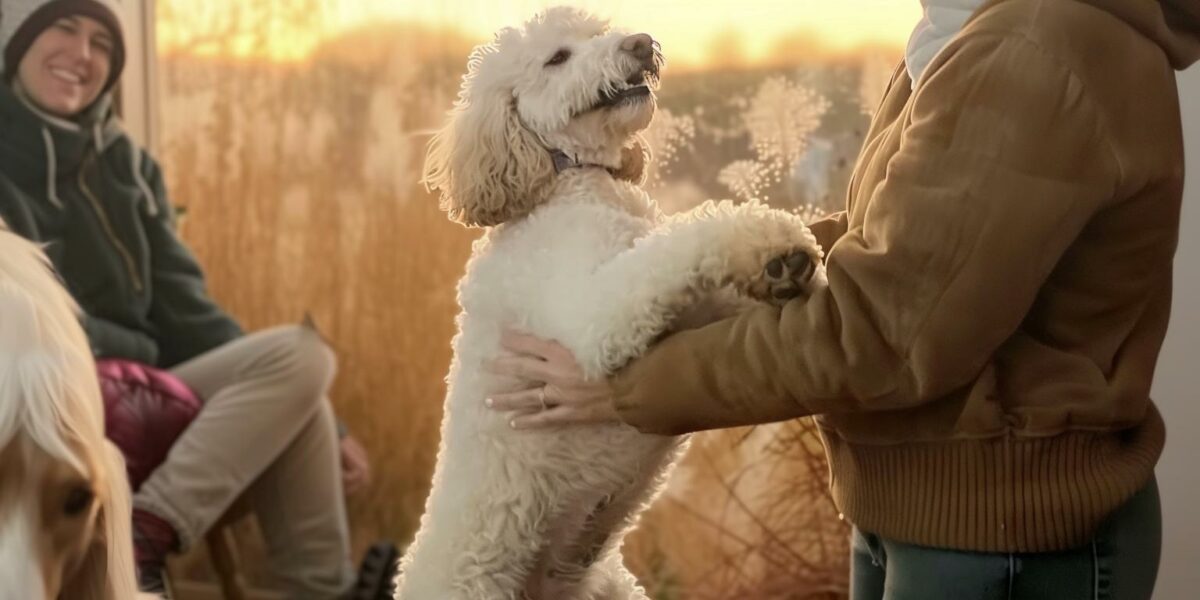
[0,81,154,215]
[1076,0,1200,69]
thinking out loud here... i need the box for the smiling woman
[0,0,124,115]
[15,14,115,116]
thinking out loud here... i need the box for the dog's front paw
[745,249,820,306]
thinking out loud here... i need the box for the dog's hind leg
[538,542,646,600]
[587,554,650,600]
[538,440,684,599]
[450,477,569,600]
[397,456,574,600]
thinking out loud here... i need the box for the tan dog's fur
[0,227,138,600]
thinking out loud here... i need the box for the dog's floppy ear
[59,444,138,600]
[423,51,556,228]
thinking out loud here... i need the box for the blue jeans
[851,479,1161,600]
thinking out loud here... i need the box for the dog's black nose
[620,33,655,61]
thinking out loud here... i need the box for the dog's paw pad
[746,249,819,306]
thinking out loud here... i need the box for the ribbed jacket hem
[823,405,1165,553]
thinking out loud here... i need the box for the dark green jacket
[0,83,242,368]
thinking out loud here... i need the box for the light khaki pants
[133,324,355,599]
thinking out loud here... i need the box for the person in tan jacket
[487,0,1198,597]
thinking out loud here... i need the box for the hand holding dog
[486,329,620,429]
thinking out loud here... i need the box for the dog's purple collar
[550,149,615,175]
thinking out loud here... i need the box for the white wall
[1152,66,1200,598]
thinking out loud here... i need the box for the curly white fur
[0,226,139,600]
[397,7,825,600]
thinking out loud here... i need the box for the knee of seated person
[280,323,338,394]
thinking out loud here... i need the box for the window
[115,0,158,149]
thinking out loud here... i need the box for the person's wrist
[607,371,636,421]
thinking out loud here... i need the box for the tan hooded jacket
[611,0,1199,552]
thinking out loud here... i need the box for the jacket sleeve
[82,313,159,364]
[610,34,1122,435]
[139,154,243,368]
[806,210,848,256]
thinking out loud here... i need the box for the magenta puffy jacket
[98,359,201,490]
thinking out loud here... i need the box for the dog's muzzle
[585,34,662,113]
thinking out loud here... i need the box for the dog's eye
[63,486,94,517]
[544,48,571,67]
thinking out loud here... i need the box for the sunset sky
[158,0,921,66]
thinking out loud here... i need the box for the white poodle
[395,7,825,600]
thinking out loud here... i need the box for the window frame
[116,0,160,153]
